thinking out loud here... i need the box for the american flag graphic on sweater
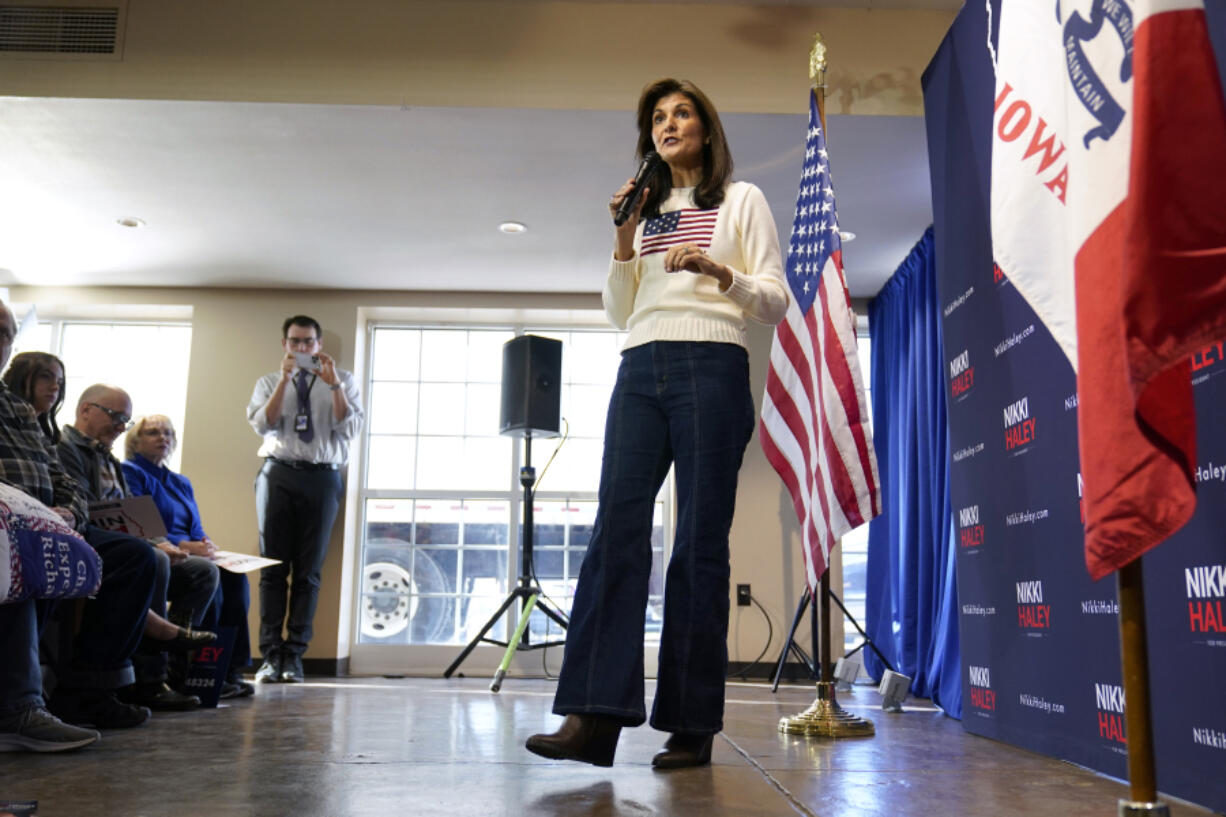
[640,207,719,257]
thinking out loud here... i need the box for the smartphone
[293,352,322,373]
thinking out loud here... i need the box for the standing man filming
[247,315,363,684]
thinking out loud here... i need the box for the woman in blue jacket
[124,415,254,698]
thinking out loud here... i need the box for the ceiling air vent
[0,5,120,56]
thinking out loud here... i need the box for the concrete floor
[0,677,1217,816]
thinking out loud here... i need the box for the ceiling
[0,95,932,299]
[0,0,955,299]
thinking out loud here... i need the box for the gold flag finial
[809,33,827,89]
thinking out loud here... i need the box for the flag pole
[777,34,873,739]
[813,42,836,692]
[1115,559,1169,816]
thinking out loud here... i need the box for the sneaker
[280,654,305,683]
[254,653,282,684]
[220,680,255,699]
[222,666,256,699]
[0,706,101,753]
[49,690,152,729]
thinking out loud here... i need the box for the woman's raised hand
[664,243,733,289]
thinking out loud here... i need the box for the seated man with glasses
[58,384,219,712]
[247,315,363,683]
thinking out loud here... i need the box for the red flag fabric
[991,0,1226,579]
[760,91,881,593]
[1077,3,1226,579]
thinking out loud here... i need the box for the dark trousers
[201,570,252,670]
[553,342,755,733]
[63,527,158,690]
[255,461,343,658]
[133,549,220,684]
[156,551,220,628]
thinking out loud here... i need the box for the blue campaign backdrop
[921,1,1226,811]
[864,227,961,718]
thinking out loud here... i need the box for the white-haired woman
[124,415,254,698]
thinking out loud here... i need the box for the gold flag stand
[778,37,875,740]
[778,570,875,737]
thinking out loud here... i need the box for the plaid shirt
[0,383,88,528]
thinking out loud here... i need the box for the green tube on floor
[498,593,539,674]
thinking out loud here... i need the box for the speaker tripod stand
[770,584,894,693]
[443,433,569,691]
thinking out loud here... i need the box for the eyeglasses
[285,336,319,348]
[88,402,135,430]
[140,427,175,439]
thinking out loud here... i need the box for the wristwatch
[329,382,342,391]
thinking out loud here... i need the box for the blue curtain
[863,226,962,717]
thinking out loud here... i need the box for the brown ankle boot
[651,732,714,769]
[525,713,622,767]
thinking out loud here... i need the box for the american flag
[640,208,719,256]
[760,90,881,592]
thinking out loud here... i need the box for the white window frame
[349,318,675,677]
[8,309,194,472]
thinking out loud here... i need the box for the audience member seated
[3,354,216,654]
[1,352,68,444]
[125,414,255,698]
[0,330,103,751]
[57,384,219,712]
[0,311,155,741]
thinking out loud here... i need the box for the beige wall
[13,284,843,670]
[1,0,953,116]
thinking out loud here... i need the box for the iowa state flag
[990,0,1226,580]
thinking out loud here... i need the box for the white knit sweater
[603,181,790,350]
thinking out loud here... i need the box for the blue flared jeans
[552,341,755,734]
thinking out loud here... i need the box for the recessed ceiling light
[499,221,527,234]
[116,217,146,228]
[838,230,856,242]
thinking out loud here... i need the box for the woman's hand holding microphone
[607,178,732,291]
[609,178,647,262]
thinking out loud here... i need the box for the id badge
[295,413,311,432]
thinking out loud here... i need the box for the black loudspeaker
[500,335,562,437]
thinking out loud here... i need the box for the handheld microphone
[613,151,663,226]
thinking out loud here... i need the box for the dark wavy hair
[2,351,67,442]
[634,78,733,219]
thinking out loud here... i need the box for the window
[841,331,873,657]
[9,315,193,471]
[357,325,670,648]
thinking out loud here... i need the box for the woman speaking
[526,78,788,768]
